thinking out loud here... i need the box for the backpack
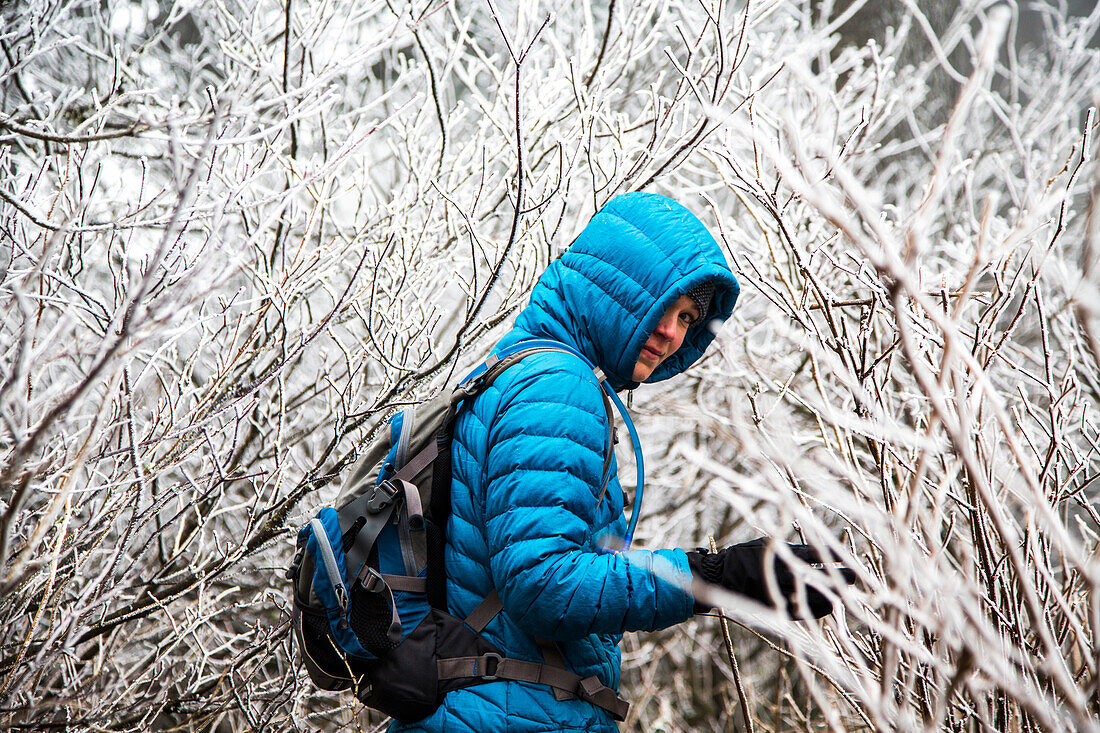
[286,339,645,723]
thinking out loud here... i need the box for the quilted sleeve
[482,357,695,641]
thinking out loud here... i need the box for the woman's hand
[687,538,855,619]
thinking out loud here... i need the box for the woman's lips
[641,345,663,360]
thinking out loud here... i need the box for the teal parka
[393,192,739,732]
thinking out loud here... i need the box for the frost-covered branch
[3,0,1100,731]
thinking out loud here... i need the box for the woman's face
[632,294,701,382]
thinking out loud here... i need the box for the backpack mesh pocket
[350,574,400,656]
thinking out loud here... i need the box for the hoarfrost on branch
[2,0,1099,730]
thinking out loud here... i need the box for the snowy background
[2,0,1100,730]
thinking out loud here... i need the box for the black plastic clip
[284,547,304,580]
[452,376,485,405]
[365,480,399,514]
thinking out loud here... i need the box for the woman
[396,192,829,732]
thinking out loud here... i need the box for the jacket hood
[500,192,740,390]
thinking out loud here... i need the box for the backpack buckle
[284,547,304,580]
[365,480,399,513]
[476,653,502,681]
[357,564,386,593]
[452,375,487,405]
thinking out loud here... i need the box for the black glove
[687,538,855,619]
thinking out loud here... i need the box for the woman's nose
[653,315,676,340]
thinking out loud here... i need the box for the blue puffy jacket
[393,192,739,732]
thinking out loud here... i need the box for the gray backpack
[287,339,644,723]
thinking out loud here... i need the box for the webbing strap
[578,676,630,722]
[342,502,396,578]
[536,638,574,702]
[396,479,423,523]
[355,565,401,644]
[463,590,503,633]
[380,574,426,593]
[393,439,439,483]
[397,512,418,576]
[390,479,423,575]
[436,655,630,722]
[426,433,451,610]
[536,638,567,667]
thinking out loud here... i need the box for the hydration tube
[460,339,645,551]
[603,386,644,548]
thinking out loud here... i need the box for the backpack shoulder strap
[461,340,645,550]
[454,341,618,489]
